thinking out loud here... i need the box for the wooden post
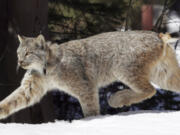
[0,0,8,100]
[141,5,153,30]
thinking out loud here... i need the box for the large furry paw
[0,106,9,120]
[108,91,132,108]
[83,110,100,117]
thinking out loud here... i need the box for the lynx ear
[17,35,23,44]
[37,34,46,49]
[37,34,45,43]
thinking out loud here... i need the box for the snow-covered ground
[166,11,180,34]
[0,111,180,135]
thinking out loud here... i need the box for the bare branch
[154,0,169,32]
[125,0,133,31]
[174,39,179,50]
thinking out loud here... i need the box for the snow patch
[0,111,180,135]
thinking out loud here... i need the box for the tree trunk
[0,0,55,123]
[0,0,9,103]
[141,5,153,30]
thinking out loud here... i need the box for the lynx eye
[25,52,32,56]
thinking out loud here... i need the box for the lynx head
[17,34,48,74]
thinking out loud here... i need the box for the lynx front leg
[63,67,100,117]
[0,72,46,120]
[78,91,100,117]
[108,81,156,108]
[72,82,100,117]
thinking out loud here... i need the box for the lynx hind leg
[108,79,156,108]
[151,45,180,93]
[153,64,180,93]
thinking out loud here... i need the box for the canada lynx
[0,31,180,120]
